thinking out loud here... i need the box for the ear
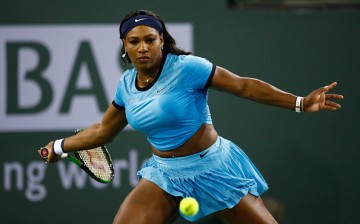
[122,38,126,51]
[160,34,164,49]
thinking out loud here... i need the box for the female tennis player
[38,10,343,224]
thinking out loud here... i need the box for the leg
[113,178,180,224]
[215,194,278,224]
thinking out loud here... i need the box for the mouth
[137,56,151,62]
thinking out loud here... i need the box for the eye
[129,40,138,45]
[146,38,156,43]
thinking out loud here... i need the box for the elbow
[235,78,251,98]
[97,131,116,145]
[90,124,116,145]
[236,78,265,100]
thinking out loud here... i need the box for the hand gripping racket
[40,128,114,183]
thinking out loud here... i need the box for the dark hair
[119,10,192,64]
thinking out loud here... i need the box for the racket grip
[40,147,49,158]
[40,147,68,159]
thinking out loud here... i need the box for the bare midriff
[151,124,219,158]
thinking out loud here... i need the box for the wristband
[295,96,303,113]
[53,139,65,155]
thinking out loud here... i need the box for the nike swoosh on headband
[135,18,148,22]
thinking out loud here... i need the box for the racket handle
[40,147,49,158]
[40,147,68,159]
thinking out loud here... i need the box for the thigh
[214,194,278,224]
[113,178,180,224]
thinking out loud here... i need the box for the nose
[138,41,148,52]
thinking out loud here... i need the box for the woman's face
[123,25,164,72]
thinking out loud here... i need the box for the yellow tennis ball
[179,197,199,217]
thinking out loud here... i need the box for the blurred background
[1,0,359,223]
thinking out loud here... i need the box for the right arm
[39,104,128,163]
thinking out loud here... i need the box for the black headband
[120,15,163,39]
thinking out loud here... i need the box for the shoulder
[166,53,210,65]
[179,55,212,69]
[178,54,210,64]
[176,54,213,75]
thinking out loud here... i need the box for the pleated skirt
[137,136,268,222]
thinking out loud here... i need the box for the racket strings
[76,147,114,181]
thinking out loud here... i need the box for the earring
[122,52,126,58]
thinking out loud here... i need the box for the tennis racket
[40,128,114,183]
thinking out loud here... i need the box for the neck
[136,53,166,85]
[137,61,161,83]
[137,74,153,83]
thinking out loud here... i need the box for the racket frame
[39,128,114,183]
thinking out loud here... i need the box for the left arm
[210,66,343,112]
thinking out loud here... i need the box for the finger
[324,82,338,92]
[312,86,328,95]
[55,155,62,162]
[52,154,59,162]
[326,94,344,99]
[47,153,63,163]
[324,100,342,110]
[327,82,337,89]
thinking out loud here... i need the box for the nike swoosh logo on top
[135,18,148,22]
[157,87,166,93]
[199,150,209,158]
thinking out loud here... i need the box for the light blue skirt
[137,136,268,222]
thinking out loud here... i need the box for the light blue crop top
[113,53,215,151]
